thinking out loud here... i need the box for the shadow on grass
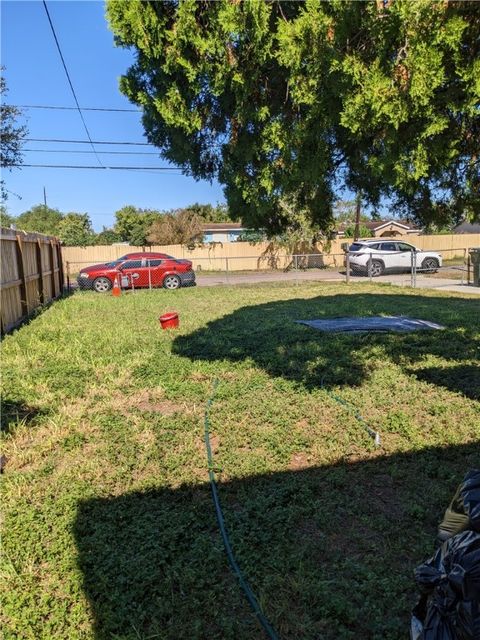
[0,399,46,435]
[74,442,479,640]
[172,293,480,393]
[409,364,480,401]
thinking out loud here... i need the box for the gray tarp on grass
[295,316,445,333]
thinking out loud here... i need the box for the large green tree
[15,205,63,236]
[1,71,27,201]
[107,0,479,231]
[0,205,15,228]
[94,226,122,245]
[114,205,159,244]
[57,213,95,246]
[184,202,231,223]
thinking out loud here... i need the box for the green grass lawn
[1,282,479,640]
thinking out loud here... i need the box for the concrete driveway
[196,269,480,295]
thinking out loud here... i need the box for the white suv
[346,240,442,277]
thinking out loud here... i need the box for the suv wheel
[368,260,384,277]
[93,277,112,293]
[421,258,439,274]
[163,274,181,290]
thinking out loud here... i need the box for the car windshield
[105,260,122,267]
[348,243,366,252]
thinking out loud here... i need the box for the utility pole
[353,191,361,241]
[43,186,47,209]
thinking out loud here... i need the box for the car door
[395,242,415,271]
[146,258,166,286]
[378,242,397,269]
[118,259,150,287]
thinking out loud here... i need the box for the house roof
[337,219,420,231]
[201,222,246,231]
[453,222,480,234]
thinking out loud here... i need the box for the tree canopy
[147,208,204,247]
[15,205,63,236]
[107,0,480,232]
[114,205,160,245]
[57,213,95,247]
[1,71,27,201]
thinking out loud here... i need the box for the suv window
[397,242,414,252]
[147,259,163,267]
[348,243,365,252]
[120,260,143,269]
[380,242,397,252]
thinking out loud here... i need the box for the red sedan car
[77,252,196,292]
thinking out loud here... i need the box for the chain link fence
[64,246,478,293]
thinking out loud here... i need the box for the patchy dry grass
[1,282,479,639]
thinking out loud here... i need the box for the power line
[42,0,103,167]
[24,148,161,156]
[8,104,140,113]
[16,163,181,170]
[25,137,153,146]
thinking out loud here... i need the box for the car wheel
[92,277,112,293]
[369,260,384,277]
[163,274,181,290]
[421,258,439,274]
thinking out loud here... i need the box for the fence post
[15,234,28,316]
[225,257,229,284]
[461,248,466,286]
[368,254,372,283]
[346,252,350,284]
[410,250,415,288]
[49,240,57,297]
[35,239,45,304]
[57,243,64,293]
[66,262,71,293]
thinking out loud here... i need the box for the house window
[204,233,213,243]
[228,231,240,242]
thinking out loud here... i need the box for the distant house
[453,222,480,234]
[336,219,422,238]
[202,222,250,243]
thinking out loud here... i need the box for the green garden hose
[204,380,280,640]
[204,376,379,639]
[321,381,381,446]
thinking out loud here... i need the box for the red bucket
[159,312,179,330]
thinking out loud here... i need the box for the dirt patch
[189,372,212,382]
[196,434,220,454]
[289,452,312,470]
[106,389,189,417]
[135,428,157,448]
[134,399,183,415]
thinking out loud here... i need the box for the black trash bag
[412,530,480,640]
[438,470,480,543]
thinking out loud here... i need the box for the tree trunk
[353,192,361,241]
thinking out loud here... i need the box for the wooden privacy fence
[62,233,480,274]
[1,228,64,334]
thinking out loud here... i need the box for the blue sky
[1,0,225,230]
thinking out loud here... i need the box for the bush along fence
[0,227,64,334]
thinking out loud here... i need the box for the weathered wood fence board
[0,228,63,334]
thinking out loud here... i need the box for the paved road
[196,270,480,295]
